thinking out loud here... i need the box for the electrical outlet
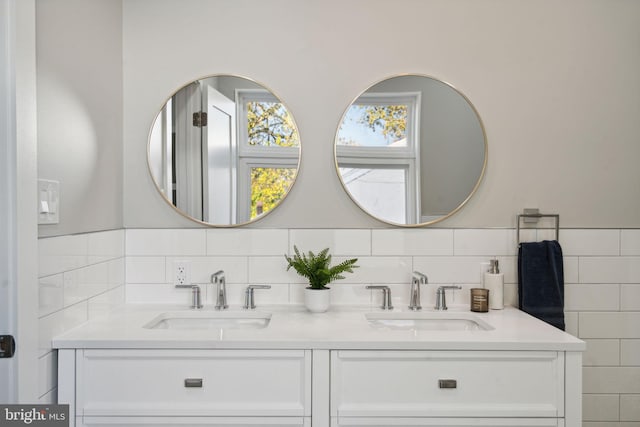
[173,261,192,287]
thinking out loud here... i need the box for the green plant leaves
[285,245,358,289]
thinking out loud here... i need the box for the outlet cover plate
[173,260,192,287]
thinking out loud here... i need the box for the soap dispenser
[484,258,504,309]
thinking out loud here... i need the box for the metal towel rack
[516,209,560,243]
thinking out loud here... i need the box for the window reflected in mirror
[335,75,486,226]
[148,75,301,226]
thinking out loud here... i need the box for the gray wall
[37,0,123,237]
[122,0,640,228]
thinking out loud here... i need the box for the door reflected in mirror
[335,75,486,226]
[148,75,300,226]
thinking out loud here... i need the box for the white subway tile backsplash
[583,367,640,393]
[344,256,411,284]
[563,257,580,284]
[453,229,517,256]
[503,283,518,307]
[126,256,166,283]
[39,301,88,356]
[620,284,640,311]
[564,311,579,337]
[536,228,559,242]
[329,283,372,306]
[579,257,640,284]
[126,229,206,256]
[565,284,620,311]
[63,263,109,307]
[583,339,620,366]
[413,256,486,285]
[518,228,538,243]
[291,229,371,255]
[621,230,640,256]
[620,394,640,421]
[38,351,57,398]
[206,229,288,256]
[126,283,194,305]
[165,256,248,284]
[579,312,640,338]
[249,256,299,284]
[39,234,88,277]
[582,394,620,421]
[560,229,620,256]
[88,286,125,320]
[39,274,64,317]
[108,258,125,289]
[87,229,125,263]
[371,229,452,256]
[621,340,640,366]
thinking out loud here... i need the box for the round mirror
[334,75,487,226]
[148,75,301,226]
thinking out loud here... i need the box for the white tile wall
[620,394,640,421]
[38,229,125,400]
[558,229,640,426]
[38,227,640,425]
[292,229,371,255]
[583,394,620,422]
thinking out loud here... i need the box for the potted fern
[285,246,359,312]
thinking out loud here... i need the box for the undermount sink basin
[143,311,272,330]
[365,312,493,331]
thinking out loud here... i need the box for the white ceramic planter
[304,287,331,313]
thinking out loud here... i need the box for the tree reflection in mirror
[148,75,300,226]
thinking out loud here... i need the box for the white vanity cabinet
[59,349,311,427]
[330,350,581,427]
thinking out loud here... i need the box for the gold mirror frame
[334,74,487,227]
[147,74,302,227]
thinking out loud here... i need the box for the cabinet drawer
[76,349,311,417]
[331,417,559,426]
[331,351,564,418]
[78,416,310,426]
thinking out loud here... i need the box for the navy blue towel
[518,240,565,330]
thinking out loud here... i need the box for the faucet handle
[211,270,225,283]
[243,285,271,310]
[366,286,394,310]
[191,285,203,309]
[435,285,462,310]
[412,271,428,284]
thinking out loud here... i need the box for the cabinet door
[331,418,559,427]
[331,350,563,418]
[78,416,310,427]
[76,349,311,417]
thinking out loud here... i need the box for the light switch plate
[38,179,60,225]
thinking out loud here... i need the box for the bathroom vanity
[54,306,584,427]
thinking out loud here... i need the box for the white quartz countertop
[52,305,585,351]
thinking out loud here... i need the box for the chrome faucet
[366,285,393,310]
[211,270,228,310]
[409,271,428,311]
[435,285,462,310]
[243,285,271,310]
[190,285,203,309]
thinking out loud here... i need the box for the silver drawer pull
[438,379,457,389]
[184,378,203,388]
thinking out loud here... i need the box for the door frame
[1,0,39,403]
